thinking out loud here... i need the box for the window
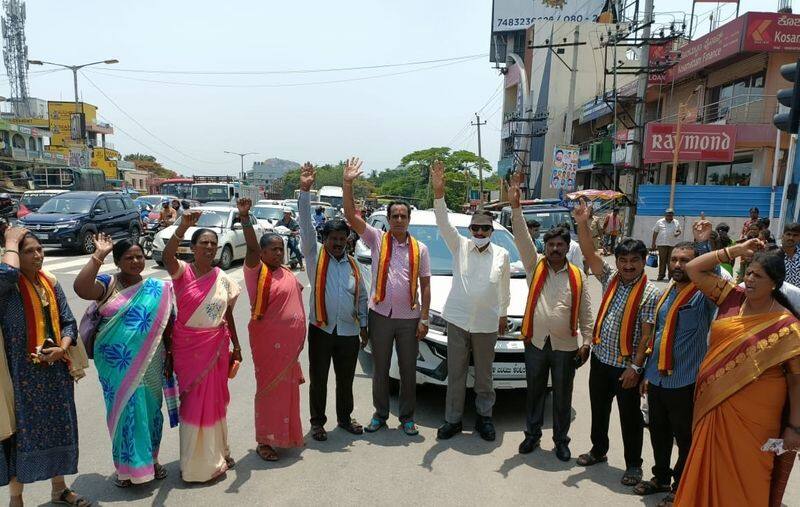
[107,198,126,212]
[705,155,753,186]
[93,199,108,214]
[708,72,765,122]
[122,197,136,209]
[27,137,36,151]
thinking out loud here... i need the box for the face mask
[472,236,491,248]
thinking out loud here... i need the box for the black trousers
[647,383,694,489]
[524,339,576,445]
[308,324,360,427]
[588,354,644,468]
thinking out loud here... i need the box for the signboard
[643,123,737,163]
[550,145,578,190]
[666,15,745,83]
[48,102,85,147]
[743,12,800,52]
[492,0,607,32]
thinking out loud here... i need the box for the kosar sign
[644,123,737,163]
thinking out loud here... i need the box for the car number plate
[491,363,526,378]
[35,233,49,240]
[177,247,191,254]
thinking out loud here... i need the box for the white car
[356,209,531,389]
[151,205,265,270]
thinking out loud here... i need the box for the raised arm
[298,163,319,261]
[2,226,27,270]
[573,200,604,277]
[686,238,762,302]
[508,172,538,274]
[73,232,114,301]
[342,157,367,235]
[164,209,200,276]
[431,160,460,253]
[237,198,260,269]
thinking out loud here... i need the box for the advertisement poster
[492,0,607,32]
[550,145,578,190]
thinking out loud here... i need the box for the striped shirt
[784,248,800,289]
[643,286,715,388]
[593,263,659,368]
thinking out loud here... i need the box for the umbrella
[565,189,624,201]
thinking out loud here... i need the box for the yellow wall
[91,147,119,179]
[47,101,97,148]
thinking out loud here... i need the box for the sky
[10,0,772,178]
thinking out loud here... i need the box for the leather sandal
[337,419,364,435]
[154,463,168,480]
[256,444,279,461]
[576,452,608,466]
[51,488,92,507]
[311,425,328,441]
[633,478,671,496]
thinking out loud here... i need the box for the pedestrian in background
[651,208,682,281]
[298,164,367,441]
[574,202,659,487]
[526,219,544,253]
[782,222,800,288]
[510,174,592,462]
[0,227,91,507]
[602,208,623,255]
[277,209,305,271]
[343,157,432,436]
[740,206,760,240]
[239,198,306,461]
[431,161,509,442]
[715,223,735,275]
[163,211,242,482]
[73,234,174,487]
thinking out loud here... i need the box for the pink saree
[244,263,306,448]
[172,262,239,482]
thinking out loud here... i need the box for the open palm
[93,232,114,257]
[343,157,363,183]
[509,171,522,208]
[300,162,316,191]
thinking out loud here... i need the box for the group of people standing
[0,156,799,506]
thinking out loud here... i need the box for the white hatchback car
[356,208,531,389]
[151,205,265,270]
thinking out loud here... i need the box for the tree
[276,162,374,199]
[123,153,177,179]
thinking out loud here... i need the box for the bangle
[3,249,18,255]
[172,232,182,242]
[91,255,104,265]
[723,247,732,262]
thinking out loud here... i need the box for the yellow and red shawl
[314,248,360,327]
[520,260,583,339]
[251,264,289,320]
[373,232,421,309]
[18,271,61,354]
[651,282,699,375]
[592,273,647,359]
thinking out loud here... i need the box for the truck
[318,185,343,209]
[32,166,107,191]
[190,175,262,204]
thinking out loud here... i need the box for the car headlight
[55,220,79,230]
[429,310,447,333]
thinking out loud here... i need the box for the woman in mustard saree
[676,238,800,507]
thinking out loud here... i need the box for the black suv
[18,191,142,253]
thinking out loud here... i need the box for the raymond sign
[643,123,737,163]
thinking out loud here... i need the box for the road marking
[227,268,244,282]
[64,263,117,275]
[42,257,93,271]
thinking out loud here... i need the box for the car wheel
[129,223,141,244]
[79,230,96,255]
[141,237,154,259]
[219,245,233,270]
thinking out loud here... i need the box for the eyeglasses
[469,225,492,232]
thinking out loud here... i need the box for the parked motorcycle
[274,225,302,270]
[139,218,163,259]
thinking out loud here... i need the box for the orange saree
[675,285,800,506]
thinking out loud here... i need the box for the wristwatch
[629,363,644,375]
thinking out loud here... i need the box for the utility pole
[564,25,580,144]
[630,0,655,235]
[669,103,686,210]
[472,113,487,204]
[223,151,258,181]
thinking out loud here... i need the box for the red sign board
[667,16,745,83]
[743,12,800,52]
[643,123,738,163]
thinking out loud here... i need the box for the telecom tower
[1,0,29,117]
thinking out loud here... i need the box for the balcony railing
[655,95,777,125]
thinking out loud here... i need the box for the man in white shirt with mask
[431,161,510,442]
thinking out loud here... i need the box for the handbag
[78,277,117,359]
[646,252,658,268]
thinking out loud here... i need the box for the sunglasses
[470,224,492,232]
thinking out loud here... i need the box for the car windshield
[194,210,228,228]
[252,206,284,221]
[21,194,58,208]
[37,197,94,214]
[191,185,229,202]
[404,224,525,277]
[283,201,298,212]
[522,209,573,231]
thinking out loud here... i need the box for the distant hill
[251,158,300,176]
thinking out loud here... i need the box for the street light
[27,58,119,115]
[224,151,258,181]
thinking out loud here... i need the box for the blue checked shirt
[644,286,715,388]
[593,263,659,368]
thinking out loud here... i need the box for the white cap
[282,207,293,213]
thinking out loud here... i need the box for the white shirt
[567,240,584,271]
[653,218,682,247]
[433,198,511,333]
